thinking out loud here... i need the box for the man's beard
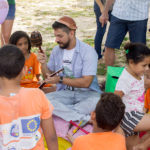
[57,39,70,49]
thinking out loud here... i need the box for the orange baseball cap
[57,16,77,30]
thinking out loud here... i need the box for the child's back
[0,45,58,150]
[72,93,126,150]
[72,132,126,150]
[0,87,53,149]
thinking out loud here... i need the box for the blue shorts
[105,15,148,49]
[6,4,16,20]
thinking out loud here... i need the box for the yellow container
[44,137,72,150]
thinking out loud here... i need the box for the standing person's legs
[128,19,148,44]
[105,15,128,67]
[104,47,115,67]
[1,4,15,46]
[94,1,107,59]
[1,20,14,45]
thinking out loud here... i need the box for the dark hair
[124,42,150,64]
[0,45,25,79]
[9,31,31,53]
[52,21,71,34]
[95,93,125,130]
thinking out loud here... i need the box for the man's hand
[37,50,47,64]
[99,11,109,27]
[44,73,60,84]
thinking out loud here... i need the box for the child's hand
[144,78,150,89]
[38,80,45,85]
[133,143,147,150]
[66,133,75,144]
[144,70,150,89]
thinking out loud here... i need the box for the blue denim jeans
[105,15,148,49]
[6,4,16,20]
[94,1,111,59]
[46,90,100,122]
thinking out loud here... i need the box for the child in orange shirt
[9,31,56,92]
[144,69,150,113]
[0,45,58,149]
[72,93,126,150]
[145,90,150,113]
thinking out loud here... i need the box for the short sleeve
[47,49,55,72]
[33,53,41,75]
[38,90,54,119]
[82,46,98,76]
[115,72,131,95]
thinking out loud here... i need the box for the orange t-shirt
[72,132,126,150]
[0,88,53,149]
[21,52,41,88]
[145,88,150,112]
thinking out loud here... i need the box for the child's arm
[36,74,40,81]
[114,90,124,98]
[133,134,150,150]
[66,133,75,144]
[42,86,56,93]
[144,73,150,89]
[41,117,58,150]
[143,107,148,113]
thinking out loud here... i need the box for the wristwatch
[59,76,63,84]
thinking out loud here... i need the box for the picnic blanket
[44,115,93,150]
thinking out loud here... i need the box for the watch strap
[59,76,63,83]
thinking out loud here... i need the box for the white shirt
[112,0,150,21]
[115,69,145,112]
[63,48,75,78]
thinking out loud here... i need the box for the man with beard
[38,16,101,122]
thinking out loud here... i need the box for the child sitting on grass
[9,31,56,92]
[0,45,58,149]
[71,93,126,150]
[114,43,150,150]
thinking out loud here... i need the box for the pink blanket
[53,115,93,140]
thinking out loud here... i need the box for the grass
[16,0,150,79]
[97,63,106,75]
